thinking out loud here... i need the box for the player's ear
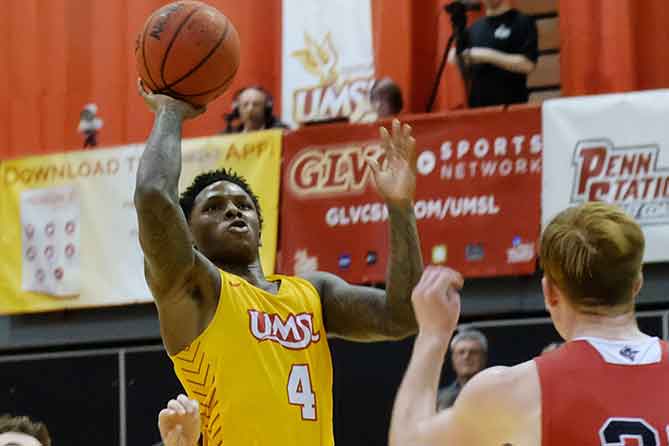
[632,272,643,299]
[542,275,559,309]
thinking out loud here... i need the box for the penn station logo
[571,139,669,225]
[290,31,374,124]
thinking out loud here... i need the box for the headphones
[228,85,274,122]
[369,79,379,98]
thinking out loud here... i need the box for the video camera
[444,1,482,32]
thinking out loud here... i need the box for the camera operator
[449,0,538,108]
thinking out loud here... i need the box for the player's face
[189,180,261,266]
[0,432,43,446]
[451,339,486,380]
[238,88,267,126]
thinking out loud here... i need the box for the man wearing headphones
[223,86,289,134]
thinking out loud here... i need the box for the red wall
[0,0,282,158]
[559,0,669,96]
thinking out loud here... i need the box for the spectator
[436,329,487,410]
[222,86,288,133]
[369,77,404,119]
[450,0,538,108]
[0,415,51,446]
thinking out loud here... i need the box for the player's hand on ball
[369,119,417,208]
[158,394,201,446]
[411,266,463,337]
[137,79,206,120]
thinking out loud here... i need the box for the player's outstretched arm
[389,267,463,445]
[389,267,531,446]
[134,81,220,354]
[304,120,423,341]
[135,81,202,291]
[158,394,201,446]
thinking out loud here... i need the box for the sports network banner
[543,90,669,262]
[0,130,282,315]
[281,0,376,127]
[280,107,542,282]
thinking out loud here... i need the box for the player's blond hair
[0,414,51,446]
[540,202,644,313]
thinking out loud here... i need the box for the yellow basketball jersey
[170,270,334,446]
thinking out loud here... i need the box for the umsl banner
[281,0,376,127]
[279,107,542,283]
[543,90,669,262]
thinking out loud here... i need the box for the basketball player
[390,202,669,446]
[135,81,423,445]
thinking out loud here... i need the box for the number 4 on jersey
[288,364,317,420]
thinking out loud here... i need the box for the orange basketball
[136,1,240,106]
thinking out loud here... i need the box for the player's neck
[486,3,511,16]
[566,311,645,342]
[221,260,277,291]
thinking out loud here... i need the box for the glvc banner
[543,90,669,262]
[280,107,542,282]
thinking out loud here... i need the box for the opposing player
[390,202,669,446]
[134,82,423,445]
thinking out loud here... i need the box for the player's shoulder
[457,360,539,416]
[298,270,343,296]
[279,272,321,294]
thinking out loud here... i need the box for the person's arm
[465,47,536,74]
[134,81,220,354]
[135,89,195,292]
[303,120,423,341]
[388,266,463,445]
[389,267,526,446]
[158,394,201,446]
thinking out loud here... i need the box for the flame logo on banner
[289,31,375,124]
[291,32,339,85]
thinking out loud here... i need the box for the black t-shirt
[466,9,539,108]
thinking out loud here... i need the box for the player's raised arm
[134,80,205,297]
[304,119,423,341]
[389,267,534,446]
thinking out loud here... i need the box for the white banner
[281,0,375,127]
[542,89,669,262]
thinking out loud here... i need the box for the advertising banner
[543,90,669,262]
[280,107,542,282]
[281,0,376,127]
[0,130,282,314]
